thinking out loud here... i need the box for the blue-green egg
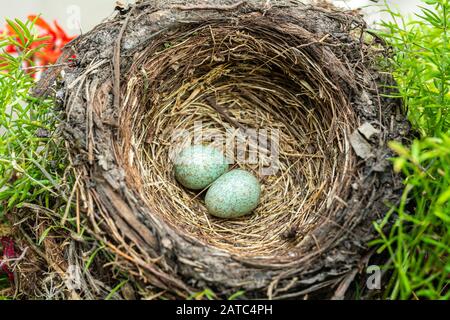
[205,169,261,219]
[174,145,229,190]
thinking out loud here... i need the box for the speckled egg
[174,145,229,190]
[205,169,261,218]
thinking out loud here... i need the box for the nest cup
[50,0,408,299]
[121,22,356,257]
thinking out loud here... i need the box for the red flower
[27,15,76,65]
[0,237,16,283]
[0,15,76,71]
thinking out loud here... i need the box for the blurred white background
[0,0,130,35]
[0,0,424,35]
[333,0,423,24]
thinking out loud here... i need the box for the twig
[171,1,246,11]
[113,8,135,110]
[22,62,73,70]
[331,269,358,300]
[17,226,66,277]
[3,247,29,270]
[61,174,81,227]
[206,97,246,131]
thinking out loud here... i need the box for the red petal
[6,45,17,53]
[1,237,16,259]
[6,24,16,35]
[53,20,74,43]
[0,237,16,283]
[28,15,52,31]
[35,49,61,64]
[28,15,57,39]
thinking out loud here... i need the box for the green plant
[188,288,218,300]
[0,18,69,213]
[372,0,450,300]
[0,18,73,298]
[372,138,450,299]
[378,0,449,136]
[0,20,141,300]
[0,274,9,294]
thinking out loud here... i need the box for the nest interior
[35,0,410,299]
[120,22,356,258]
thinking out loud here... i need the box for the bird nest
[124,21,357,258]
[33,0,410,299]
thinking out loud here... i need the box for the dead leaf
[358,122,379,140]
[350,131,374,159]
